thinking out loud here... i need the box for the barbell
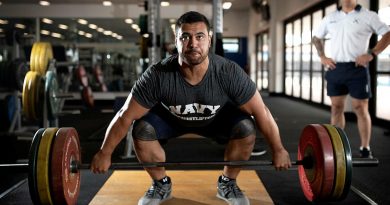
[0,124,379,204]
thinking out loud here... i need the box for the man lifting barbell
[90,11,291,205]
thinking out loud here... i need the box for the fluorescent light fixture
[136,28,140,33]
[77,19,88,25]
[102,1,112,6]
[103,30,113,35]
[161,1,170,7]
[97,27,104,32]
[39,1,50,6]
[117,35,123,40]
[85,33,93,38]
[42,18,53,24]
[111,33,118,37]
[0,19,8,24]
[222,2,232,10]
[51,32,62,38]
[142,33,149,38]
[58,24,68,30]
[15,23,26,29]
[41,30,50,35]
[88,24,97,29]
[78,30,85,35]
[125,18,133,24]
[131,24,139,29]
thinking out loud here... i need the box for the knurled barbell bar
[0,124,380,204]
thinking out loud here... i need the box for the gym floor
[0,94,389,205]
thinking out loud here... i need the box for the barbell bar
[0,124,380,204]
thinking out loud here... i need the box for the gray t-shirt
[131,53,256,126]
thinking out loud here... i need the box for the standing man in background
[312,0,390,158]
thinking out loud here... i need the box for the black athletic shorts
[132,103,254,142]
[325,62,371,99]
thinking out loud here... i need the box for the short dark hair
[175,11,210,34]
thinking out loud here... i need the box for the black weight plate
[28,128,45,205]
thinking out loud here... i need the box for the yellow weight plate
[38,42,53,75]
[30,43,40,72]
[37,127,58,205]
[322,124,346,199]
[29,72,39,120]
[22,71,34,119]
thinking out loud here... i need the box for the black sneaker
[216,176,249,205]
[138,177,172,205]
[360,147,373,159]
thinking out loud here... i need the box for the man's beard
[182,49,208,65]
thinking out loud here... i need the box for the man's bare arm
[312,36,325,57]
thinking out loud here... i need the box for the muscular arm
[240,91,291,169]
[100,94,149,155]
[91,94,149,173]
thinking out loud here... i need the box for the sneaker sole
[216,193,250,205]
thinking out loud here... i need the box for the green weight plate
[37,128,58,205]
[335,126,352,201]
[323,124,346,200]
[51,127,81,205]
[28,128,45,205]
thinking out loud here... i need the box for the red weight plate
[298,124,335,201]
[82,86,94,107]
[50,127,81,205]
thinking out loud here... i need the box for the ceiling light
[97,27,104,32]
[42,18,53,24]
[131,24,139,29]
[77,19,88,25]
[89,24,97,29]
[85,33,93,38]
[58,24,68,30]
[39,1,50,6]
[125,18,133,24]
[0,19,9,24]
[222,2,232,9]
[15,23,26,29]
[161,1,170,7]
[102,1,112,6]
[78,30,85,35]
[142,33,149,38]
[103,30,113,35]
[51,32,62,38]
[117,35,123,40]
[41,30,50,35]
[0,2,2,6]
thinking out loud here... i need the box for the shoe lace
[145,182,167,199]
[221,181,244,198]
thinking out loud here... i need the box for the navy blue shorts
[325,62,371,99]
[132,103,254,142]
